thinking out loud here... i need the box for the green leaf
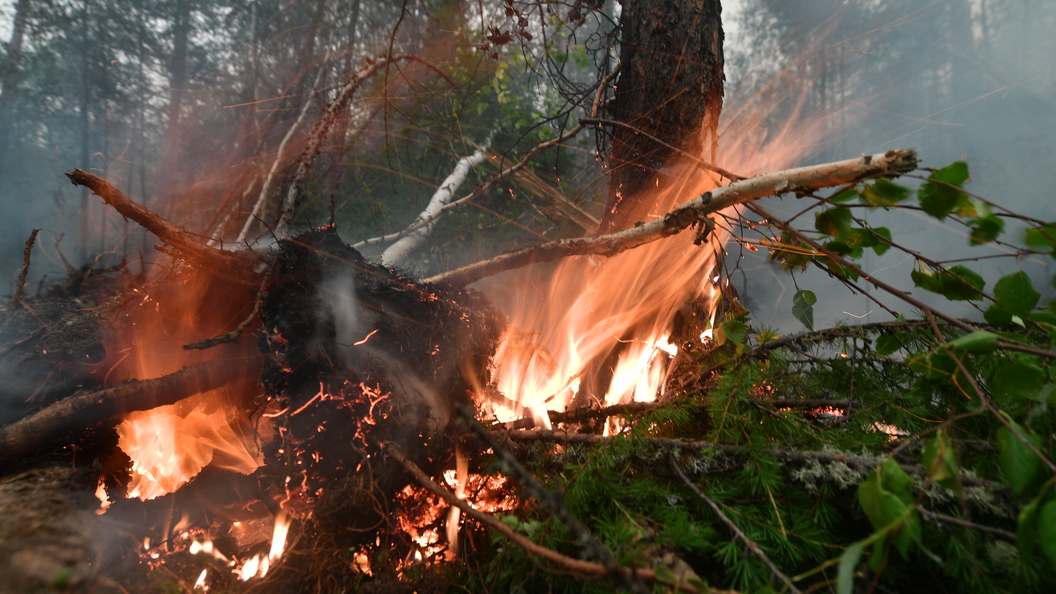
[876,334,902,356]
[1039,500,1056,568]
[880,458,914,502]
[1025,223,1056,251]
[997,422,1042,495]
[946,330,999,354]
[984,304,1013,328]
[870,227,892,257]
[652,564,678,586]
[910,264,985,301]
[792,290,817,331]
[837,541,865,594]
[720,319,748,345]
[921,430,959,491]
[861,179,910,208]
[990,362,1047,402]
[994,271,1040,317]
[918,162,969,219]
[816,207,854,237]
[1018,497,1041,561]
[969,214,1004,245]
[830,188,859,203]
[932,161,970,186]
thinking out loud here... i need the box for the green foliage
[792,289,816,330]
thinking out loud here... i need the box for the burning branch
[425,149,919,287]
[0,359,245,465]
[65,169,263,280]
[384,443,717,594]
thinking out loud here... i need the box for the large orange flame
[486,91,826,422]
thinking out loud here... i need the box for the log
[0,360,246,467]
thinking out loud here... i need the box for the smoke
[722,0,1056,331]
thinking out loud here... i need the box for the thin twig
[917,507,1015,541]
[427,150,918,286]
[383,443,705,594]
[581,118,745,182]
[11,228,40,305]
[671,456,803,594]
[183,265,274,350]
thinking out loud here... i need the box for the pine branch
[384,443,720,594]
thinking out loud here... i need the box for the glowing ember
[117,391,263,500]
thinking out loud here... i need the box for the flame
[237,511,291,581]
[94,479,112,514]
[117,392,263,500]
[103,258,263,499]
[486,79,827,421]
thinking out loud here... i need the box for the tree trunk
[600,0,724,233]
[0,0,31,176]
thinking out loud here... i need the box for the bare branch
[426,149,918,287]
[10,228,39,305]
[64,169,263,281]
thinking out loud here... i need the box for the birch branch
[424,149,919,287]
[380,148,487,267]
[351,63,621,252]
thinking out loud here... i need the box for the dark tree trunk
[600,0,724,233]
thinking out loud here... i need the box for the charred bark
[601,0,724,233]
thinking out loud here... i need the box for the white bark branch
[380,148,487,267]
[424,149,919,287]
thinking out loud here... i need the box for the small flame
[94,479,111,515]
[194,569,208,592]
[238,511,291,581]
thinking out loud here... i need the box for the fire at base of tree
[0,1,1055,594]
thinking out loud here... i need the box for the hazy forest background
[0,0,1052,326]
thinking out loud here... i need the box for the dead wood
[65,169,264,282]
[425,149,919,287]
[10,227,39,305]
[0,359,245,466]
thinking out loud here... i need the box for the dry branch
[384,443,717,594]
[0,359,244,465]
[10,227,39,305]
[65,169,263,280]
[426,149,918,287]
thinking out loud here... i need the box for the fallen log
[0,359,247,467]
